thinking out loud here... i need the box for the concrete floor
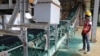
[88,27,100,56]
[54,27,100,56]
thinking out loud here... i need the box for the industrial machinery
[0,0,80,56]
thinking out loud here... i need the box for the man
[81,10,92,54]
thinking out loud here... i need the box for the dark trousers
[82,34,90,52]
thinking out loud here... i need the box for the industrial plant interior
[0,0,100,56]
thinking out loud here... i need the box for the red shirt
[82,19,91,35]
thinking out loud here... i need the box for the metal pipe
[9,0,13,8]
[7,45,23,52]
[7,0,20,29]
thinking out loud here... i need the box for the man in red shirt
[81,10,92,54]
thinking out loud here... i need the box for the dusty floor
[54,27,100,56]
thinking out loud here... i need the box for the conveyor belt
[0,4,80,56]
[0,35,21,52]
[0,28,46,52]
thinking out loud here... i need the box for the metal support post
[32,0,38,21]
[22,29,28,56]
[7,0,20,29]
[66,20,70,48]
[1,15,5,29]
[9,0,13,8]
[46,25,50,56]
[54,24,58,50]
[44,33,48,51]
[25,0,29,11]
[20,0,28,56]
[20,0,25,24]
[91,0,99,42]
